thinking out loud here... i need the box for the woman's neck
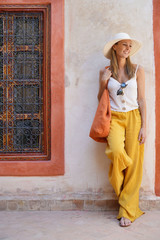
[116,57,126,69]
[116,57,128,82]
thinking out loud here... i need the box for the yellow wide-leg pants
[105,109,144,222]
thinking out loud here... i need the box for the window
[0,1,64,176]
[0,7,51,160]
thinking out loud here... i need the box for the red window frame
[153,0,160,195]
[0,0,64,176]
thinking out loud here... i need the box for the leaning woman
[98,33,146,227]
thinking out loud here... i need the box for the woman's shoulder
[136,65,145,82]
[133,64,144,76]
[133,64,144,71]
[136,65,144,74]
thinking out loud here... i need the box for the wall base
[0,193,160,211]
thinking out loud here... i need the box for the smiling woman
[96,32,146,227]
[113,40,132,58]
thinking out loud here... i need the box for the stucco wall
[65,0,155,197]
[0,0,156,199]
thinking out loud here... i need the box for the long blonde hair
[110,48,135,80]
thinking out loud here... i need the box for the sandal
[119,217,131,227]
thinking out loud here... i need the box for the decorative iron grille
[0,12,44,153]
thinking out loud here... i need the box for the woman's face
[113,40,132,59]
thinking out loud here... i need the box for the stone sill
[0,193,160,211]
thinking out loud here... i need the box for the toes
[120,217,131,227]
[124,218,131,226]
[120,217,125,227]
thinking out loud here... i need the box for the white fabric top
[108,65,139,112]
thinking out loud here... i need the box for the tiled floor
[0,211,159,240]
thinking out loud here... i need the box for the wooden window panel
[0,9,50,159]
[0,11,46,155]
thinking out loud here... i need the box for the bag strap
[105,66,110,70]
[135,64,139,75]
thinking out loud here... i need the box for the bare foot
[119,217,131,227]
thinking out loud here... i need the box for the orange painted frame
[153,0,160,195]
[0,0,64,176]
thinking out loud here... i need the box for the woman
[98,33,146,227]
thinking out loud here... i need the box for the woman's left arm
[137,65,146,144]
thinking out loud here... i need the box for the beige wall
[0,0,156,199]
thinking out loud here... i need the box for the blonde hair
[110,47,135,80]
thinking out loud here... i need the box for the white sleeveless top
[108,65,139,112]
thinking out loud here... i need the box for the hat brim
[103,38,142,59]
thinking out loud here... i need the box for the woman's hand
[98,67,112,101]
[138,127,146,144]
[100,67,112,86]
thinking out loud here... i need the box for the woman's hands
[101,67,112,86]
[138,127,146,145]
[97,67,112,101]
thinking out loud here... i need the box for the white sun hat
[103,32,142,59]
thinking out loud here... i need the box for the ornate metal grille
[0,12,44,153]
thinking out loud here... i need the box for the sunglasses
[117,82,128,95]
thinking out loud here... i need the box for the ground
[0,211,159,240]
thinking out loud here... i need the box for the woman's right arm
[97,67,112,101]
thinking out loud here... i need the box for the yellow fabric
[105,109,144,222]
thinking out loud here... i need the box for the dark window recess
[0,120,3,149]
[14,16,40,45]
[0,88,3,114]
[0,12,44,153]
[14,85,40,114]
[14,51,40,79]
[0,18,3,47]
[0,52,3,81]
[13,120,40,152]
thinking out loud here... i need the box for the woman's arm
[97,67,112,101]
[137,65,146,144]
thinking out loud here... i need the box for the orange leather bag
[89,72,111,143]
